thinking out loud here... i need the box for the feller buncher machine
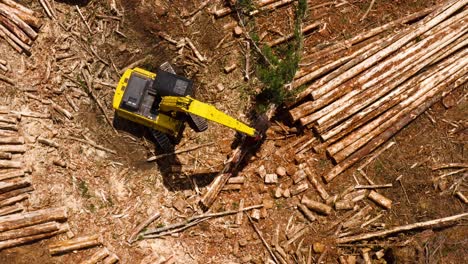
[113,63,257,151]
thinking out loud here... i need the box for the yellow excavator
[113,63,257,151]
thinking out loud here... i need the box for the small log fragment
[51,101,73,120]
[185,37,206,62]
[335,200,354,210]
[290,182,308,196]
[49,234,102,255]
[337,212,468,243]
[292,169,306,184]
[455,192,468,204]
[0,207,67,232]
[0,193,28,208]
[222,184,242,191]
[301,196,332,215]
[79,247,110,264]
[268,21,320,47]
[297,204,316,222]
[228,176,245,184]
[103,253,119,264]
[0,221,58,241]
[224,63,236,73]
[0,178,30,194]
[249,0,294,16]
[305,167,329,201]
[213,7,231,18]
[0,203,23,216]
[342,205,373,229]
[38,137,59,148]
[235,199,244,225]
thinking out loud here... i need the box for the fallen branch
[360,0,376,21]
[147,142,214,162]
[60,136,117,154]
[48,234,102,255]
[246,213,279,264]
[337,212,468,243]
[128,212,160,243]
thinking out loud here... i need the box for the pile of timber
[288,0,468,183]
[0,207,69,250]
[0,0,42,55]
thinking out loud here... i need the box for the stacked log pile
[287,0,468,183]
[0,0,42,55]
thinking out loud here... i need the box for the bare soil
[0,0,466,263]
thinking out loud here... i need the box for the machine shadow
[113,114,219,191]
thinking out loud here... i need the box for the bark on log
[127,213,160,243]
[337,212,468,244]
[0,178,30,194]
[0,228,65,250]
[0,203,23,216]
[0,221,58,241]
[0,144,26,153]
[48,234,102,255]
[0,169,25,181]
[0,159,23,169]
[0,1,41,29]
[0,122,18,131]
[321,37,467,143]
[305,167,329,201]
[80,247,110,264]
[0,25,22,53]
[0,207,67,232]
[0,0,35,16]
[0,193,28,208]
[0,186,33,201]
[0,115,17,124]
[367,191,392,209]
[342,205,373,229]
[297,204,316,222]
[249,0,294,16]
[312,13,468,131]
[103,253,120,264]
[329,51,467,162]
[324,67,468,182]
[0,4,37,39]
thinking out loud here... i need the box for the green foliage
[78,179,91,199]
[254,0,308,108]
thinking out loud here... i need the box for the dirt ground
[0,0,466,263]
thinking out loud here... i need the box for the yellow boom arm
[160,96,256,137]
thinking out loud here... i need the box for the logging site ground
[0,0,467,263]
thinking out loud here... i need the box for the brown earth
[0,0,466,263]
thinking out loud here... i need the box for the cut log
[103,253,120,264]
[0,15,32,45]
[342,205,373,229]
[0,203,23,216]
[38,137,59,148]
[0,221,58,241]
[80,247,110,264]
[0,136,24,145]
[0,1,41,29]
[0,227,66,250]
[304,167,329,201]
[0,115,17,124]
[0,25,22,53]
[0,207,67,232]
[0,152,11,159]
[0,144,26,153]
[0,169,25,181]
[48,234,102,255]
[301,196,332,215]
[324,70,468,182]
[249,0,294,16]
[0,160,25,169]
[0,122,18,131]
[0,0,35,16]
[297,204,316,222]
[0,193,28,208]
[0,186,33,201]
[337,212,468,243]
[0,178,30,194]
[367,191,392,209]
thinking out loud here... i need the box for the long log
[0,144,26,153]
[324,68,468,182]
[0,0,35,15]
[0,221,58,241]
[337,212,468,243]
[290,0,467,120]
[0,24,21,53]
[0,3,42,29]
[0,3,37,39]
[0,223,68,250]
[0,178,31,194]
[313,19,468,130]
[249,0,295,16]
[0,122,18,131]
[48,234,102,255]
[0,207,67,232]
[329,51,467,161]
[321,36,468,142]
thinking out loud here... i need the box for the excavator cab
[113,63,256,151]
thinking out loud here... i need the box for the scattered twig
[246,213,279,264]
[76,5,92,34]
[360,0,376,21]
[128,212,161,243]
